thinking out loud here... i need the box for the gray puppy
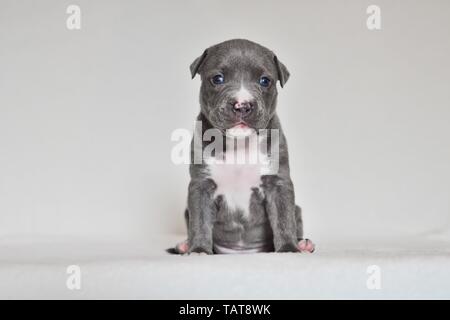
[170,39,314,254]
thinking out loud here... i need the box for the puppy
[170,39,314,254]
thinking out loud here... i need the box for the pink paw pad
[298,239,315,253]
[176,240,189,254]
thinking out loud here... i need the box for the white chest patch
[205,136,273,216]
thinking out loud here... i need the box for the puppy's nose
[232,100,254,117]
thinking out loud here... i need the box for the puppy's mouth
[226,121,256,138]
[232,121,250,129]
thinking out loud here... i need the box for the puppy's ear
[274,55,290,88]
[190,50,208,79]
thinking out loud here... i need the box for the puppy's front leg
[262,176,299,252]
[187,179,216,254]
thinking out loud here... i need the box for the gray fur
[185,39,303,254]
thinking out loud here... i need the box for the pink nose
[232,100,254,117]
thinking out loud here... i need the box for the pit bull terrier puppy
[170,39,314,254]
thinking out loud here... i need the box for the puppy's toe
[188,246,213,255]
[188,251,208,256]
[298,238,315,253]
[176,240,189,254]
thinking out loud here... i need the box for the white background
[1,0,450,244]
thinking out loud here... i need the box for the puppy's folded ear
[190,49,208,79]
[274,55,290,88]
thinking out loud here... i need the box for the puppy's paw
[276,242,300,253]
[297,238,315,253]
[176,240,189,254]
[173,238,213,255]
[187,246,213,255]
[187,251,209,256]
[186,240,213,255]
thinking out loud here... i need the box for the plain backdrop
[1,0,449,243]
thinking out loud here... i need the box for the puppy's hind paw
[176,240,189,254]
[168,240,213,255]
[166,240,189,254]
[297,238,315,253]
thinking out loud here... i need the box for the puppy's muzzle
[231,99,255,118]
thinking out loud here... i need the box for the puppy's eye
[211,74,225,85]
[259,76,271,87]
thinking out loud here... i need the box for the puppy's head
[190,39,289,136]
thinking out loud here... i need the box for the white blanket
[1,233,449,299]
